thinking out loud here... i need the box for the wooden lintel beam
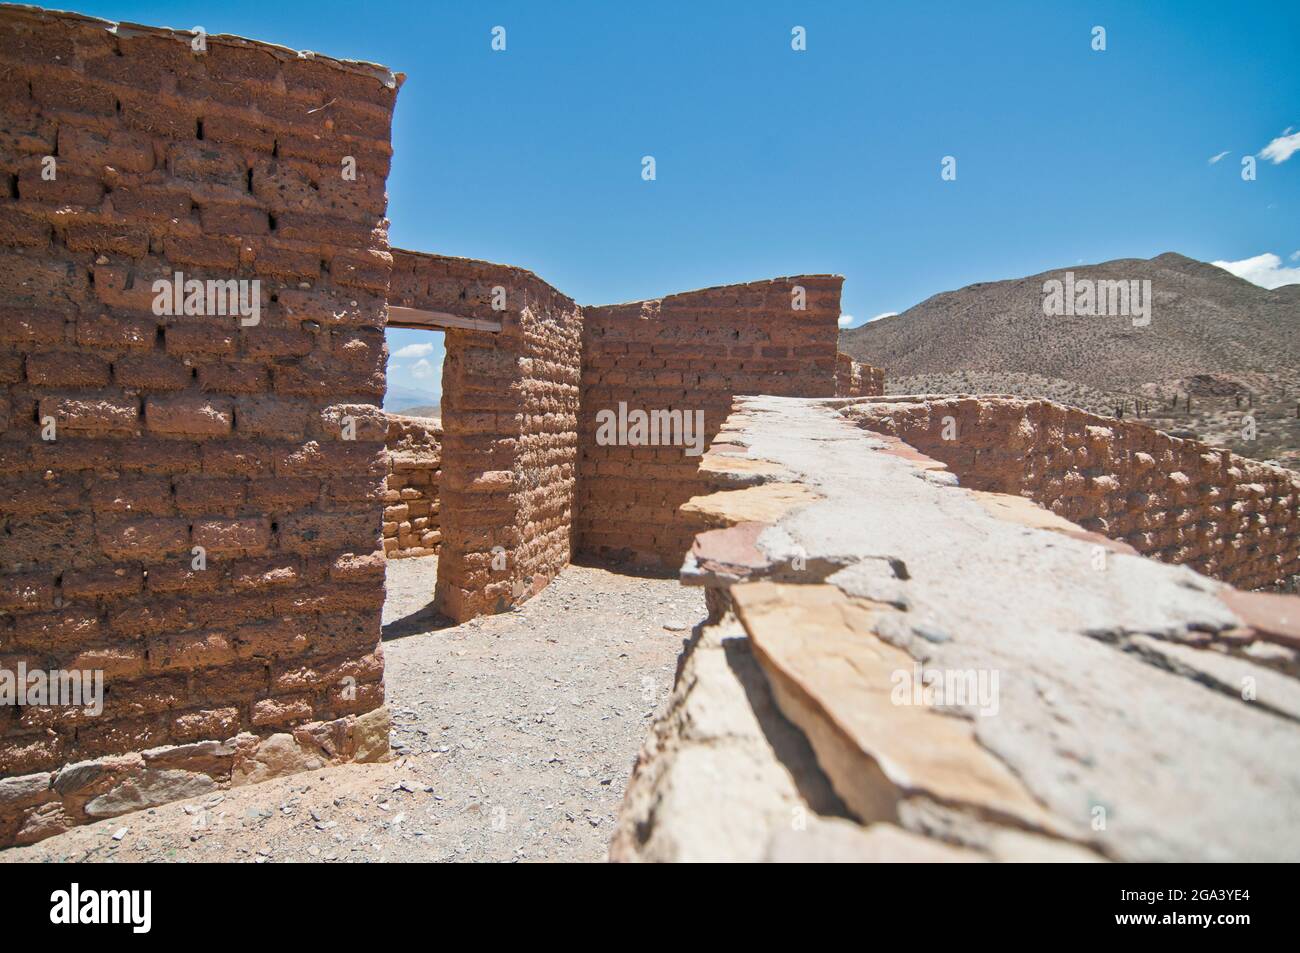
[387,305,502,333]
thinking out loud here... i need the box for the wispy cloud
[869,311,898,323]
[393,342,434,359]
[1208,150,1230,164]
[1211,252,1300,289]
[411,357,436,379]
[1259,129,1300,164]
[838,314,854,327]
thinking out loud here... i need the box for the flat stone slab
[618,395,1300,862]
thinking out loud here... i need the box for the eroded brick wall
[577,276,843,569]
[0,8,399,843]
[384,414,440,558]
[847,396,1300,589]
[835,352,884,398]
[388,251,581,620]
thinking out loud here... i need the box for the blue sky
[61,1,1300,408]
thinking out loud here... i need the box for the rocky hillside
[841,253,1300,466]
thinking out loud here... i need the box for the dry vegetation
[844,253,1300,467]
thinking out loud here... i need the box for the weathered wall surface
[835,352,883,398]
[577,276,843,570]
[383,414,440,558]
[847,396,1300,590]
[615,396,1300,862]
[388,251,581,621]
[0,7,398,845]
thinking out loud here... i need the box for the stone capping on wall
[612,395,1300,861]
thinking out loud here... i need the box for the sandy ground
[2,557,705,863]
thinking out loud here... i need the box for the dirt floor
[1,557,705,863]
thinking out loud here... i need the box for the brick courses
[577,277,846,569]
[846,396,1300,589]
[0,5,399,843]
[383,414,440,558]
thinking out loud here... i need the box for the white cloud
[838,314,854,327]
[1291,250,1300,262]
[393,342,434,359]
[411,358,436,380]
[869,311,898,323]
[1208,150,1230,164]
[1259,129,1300,164]
[1211,252,1300,289]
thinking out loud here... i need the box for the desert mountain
[841,253,1300,465]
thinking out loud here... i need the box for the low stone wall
[844,396,1300,590]
[383,415,440,558]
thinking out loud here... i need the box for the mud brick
[38,395,139,433]
[0,734,66,777]
[96,517,190,560]
[144,395,233,436]
[200,203,270,236]
[11,608,100,651]
[162,235,240,270]
[251,696,313,727]
[167,141,248,190]
[192,517,272,556]
[0,571,56,612]
[233,395,310,439]
[279,510,379,555]
[173,475,246,511]
[118,439,201,472]
[62,221,151,258]
[17,168,106,207]
[250,243,319,281]
[200,439,276,477]
[163,321,237,357]
[26,350,111,388]
[57,125,155,175]
[0,307,66,346]
[240,326,315,359]
[233,618,311,660]
[107,596,188,639]
[199,115,276,153]
[75,313,157,350]
[120,96,198,140]
[0,205,52,247]
[147,630,236,673]
[198,362,268,394]
[114,352,192,391]
[144,563,222,596]
[248,482,317,515]
[230,556,301,592]
[60,565,144,602]
[168,706,241,743]
[108,186,194,222]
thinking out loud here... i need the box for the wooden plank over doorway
[387,305,502,333]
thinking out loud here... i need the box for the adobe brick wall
[577,276,843,570]
[388,251,581,621]
[845,396,1300,589]
[383,414,441,558]
[0,7,399,844]
[835,352,883,398]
